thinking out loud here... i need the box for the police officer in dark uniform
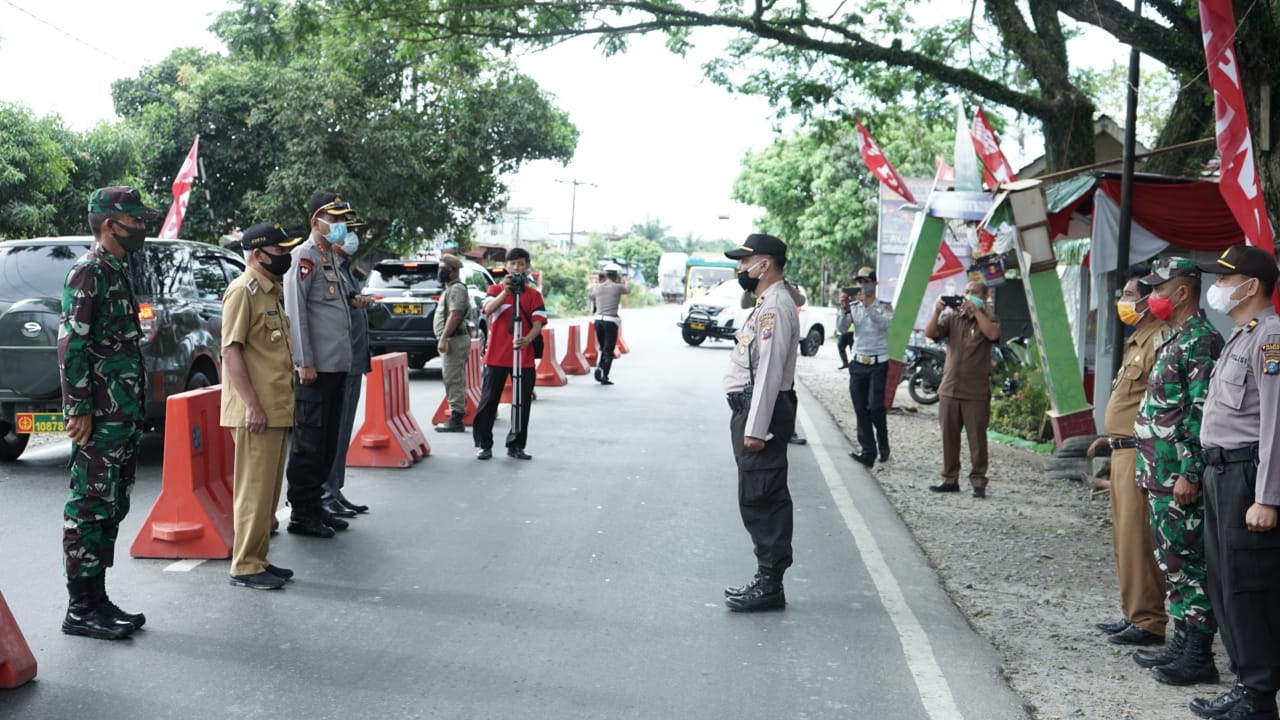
[1193,245,1280,720]
[721,233,799,613]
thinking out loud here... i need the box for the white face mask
[1206,280,1251,315]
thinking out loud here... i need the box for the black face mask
[111,220,147,253]
[257,249,293,277]
[737,260,765,293]
[437,268,452,284]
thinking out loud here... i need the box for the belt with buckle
[594,314,620,324]
[1108,438,1138,450]
[726,391,752,412]
[1204,445,1259,466]
[854,354,882,365]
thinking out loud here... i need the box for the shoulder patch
[759,311,776,340]
[298,258,314,281]
[1262,341,1280,376]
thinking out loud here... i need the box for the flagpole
[197,154,214,224]
[1112,0,1141,379]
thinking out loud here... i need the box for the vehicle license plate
[392,303,423,315]
[689,321,706,331]
[15,412,64,434]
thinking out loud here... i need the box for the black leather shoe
[320,511,349,530]
[849,451,874,468]
[726,577,785,612]
[264,564,294,580]
[788,433,807,445]
[229,571,285,590]
[287,517,335,538]
[929,483,961,493]
[1108,624,1164,646]
[972,487,987,498]
[1096,618,1130,634]
[601,378,615,385]
[724,573,761,598]
[1191,681,1247,719]
[100,598,146,631]
[335,492,369,514]
[476,448,492,460]
[594,368,604,383]
[507,448,533,460]
[322,499,357,518]
[878,450,891,463]
[1216,687,1279,720]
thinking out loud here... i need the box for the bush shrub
[990,361,1052,443]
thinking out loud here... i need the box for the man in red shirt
[473,247,547,460]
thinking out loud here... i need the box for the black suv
[0,237,245,461]
[365,256,494,368]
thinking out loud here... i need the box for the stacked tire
[1043,435,1101,481]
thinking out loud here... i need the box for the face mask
[737,260,765,293]
[1207,280,1251,315]
[257,249,293,277]
[111,219,147,253]
[437,267,452,284]
[321,219,348,245]
[1116,300,1145,326]
[965,293,985,310]
[341,232,359,256]
[1147,293,1175,321]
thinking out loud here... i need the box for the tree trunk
[1038,90,1098,173]
[1144,81,1215,177]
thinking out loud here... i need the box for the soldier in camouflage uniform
[56,186,159,641]
[1133,257,1225,685]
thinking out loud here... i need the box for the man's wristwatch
[1175,472,1201,486]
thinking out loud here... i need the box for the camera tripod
[508,282,526,448]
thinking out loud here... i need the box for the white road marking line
[799,404,965,720]
[163,559,206,572]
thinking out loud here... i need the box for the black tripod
[507,284,526,448]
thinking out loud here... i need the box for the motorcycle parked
[903,336,1031,406]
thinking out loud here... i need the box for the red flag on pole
[1198,1,1273,251]
[930,242,965,281]
[855,119,917,205]
[158,136,199,239]
[970,108,1016,190]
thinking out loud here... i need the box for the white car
[677,280,827,356]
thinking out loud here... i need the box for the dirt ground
[796,353,1233,720]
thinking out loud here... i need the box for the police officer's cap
[1197,245,1280,286]
[235,222,305,252]
[725,233,787,260]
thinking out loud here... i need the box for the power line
[1,0,127,63]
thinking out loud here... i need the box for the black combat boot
[1152,627,1220,686]
[1218,687,1279,720]
[1135,618,1185,668]
[1191,680,1247,719]
[434,412,466,433]
[725,571,785,612]
[62,577,133,640]
[92,572,146,630]
[724,572,761,598]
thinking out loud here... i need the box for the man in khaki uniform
[721,233,799,613]
[434,254,471,432]
[221,222,303,590]
[1088,273,1169,647]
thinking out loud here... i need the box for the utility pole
[555,178,596,248]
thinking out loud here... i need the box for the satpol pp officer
[721,233,799,613]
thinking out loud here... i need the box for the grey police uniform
[324,254,372,503]
[282,236,353,521]
[589,279,629,382]
[1200,308,1280,701]
[723,280,799,575]
[847,298,893,461]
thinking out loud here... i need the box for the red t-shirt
[482,284,548,368]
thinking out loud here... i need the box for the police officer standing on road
[1192,245,1280,720]
[221,222,304,590]
[721,233,799,613]
[57,186,158,640]
[1133,257,1224,687]
[322,228,374,519]
[434,253,471,432]
[282,192,357,538]
[845,266,894,467]
[588,262,629,385]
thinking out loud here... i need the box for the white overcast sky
[0,1,1132,243]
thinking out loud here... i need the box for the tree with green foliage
[610,234,664,285]
[0,103,75,238]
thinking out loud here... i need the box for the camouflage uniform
[57,244,147,580]
[1134,307,1224,634]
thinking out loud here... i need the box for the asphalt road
[0,305,1028,720]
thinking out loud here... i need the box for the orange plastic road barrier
[0,591,36,689]
[615,323,630,355]
[583,323,600,366]
[347,352,430,467]
[560,325,590,375]
[131,386,235,559]
[432,339,483,426]
[535,328,568,386]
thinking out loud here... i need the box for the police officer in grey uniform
[846,266,894,467]
[282,192,356,538]
[322,229,373,519]
[1193,245,1280,720]
[721,233,799,613]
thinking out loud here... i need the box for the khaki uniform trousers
[440,336,471,416]
[231,426,288,576]
[1108,448,1168,634]
[939,395,990,488]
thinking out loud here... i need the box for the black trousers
[286,371,347,518]
[837,332,853,366]
[473,364,536,451]
[848,361,890,458]
[1204,456,1280,695]
[729,392,796,574]
[594,319,619,378]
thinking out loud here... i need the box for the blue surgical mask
[323,220,348,245]
[965,293,986,310]
[341,232,359,256]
